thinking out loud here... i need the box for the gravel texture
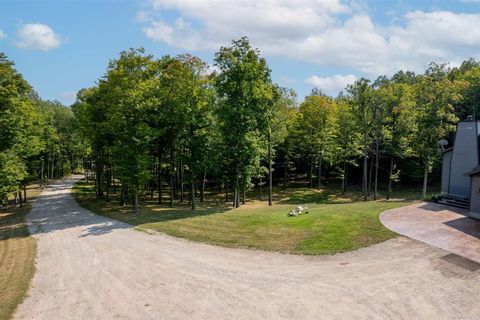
[14,176,480,320]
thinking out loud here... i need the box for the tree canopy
[2,42,479,209]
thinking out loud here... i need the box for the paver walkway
[14,178,480,319]
[381,202,480,263]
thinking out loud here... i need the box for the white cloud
[0,30,6,39]
[139,1,480,76]
[142,0,349,51]
[306,74,357,96]
[16,23,62,51]
[143,18,202,50]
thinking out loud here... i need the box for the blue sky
[1,0,480,105]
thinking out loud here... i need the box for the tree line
[2,37,480,211]
[0,53,82,205]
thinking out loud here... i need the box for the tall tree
[414,64,459,198]
[214,37,275,208]
[347,79,374,200]
[296,91,337,189]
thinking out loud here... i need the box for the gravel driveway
[14,176,480,319]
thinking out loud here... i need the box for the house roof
[467,165,480,176]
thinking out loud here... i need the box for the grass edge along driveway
[0,185,42,320]
[73,181,413,255]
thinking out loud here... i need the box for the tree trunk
[84,157,88,182]
[106,166,110,202]
[200,168,206,203]
[309,161,313,188]
[133,187,139,215]
[18,188,23,207]
[368,155,374,197]
[112,166,116,194]
[46,157,50,181]
[225,181,229,203]
[71,153,74,173]
[96,163,103,198]
[317,156,322,189]
[23,183,27,203]
[341,161,347,194]
[268,130,273,206]
[51,154,55,179]
[374,140,379,200]
[344,163,348,193]
[423,161,429,199]
[259,180,263,200]
[191,181,196,210]
[387,155,394,200]
[362,139,368,201]
[169,169,174,208]
[234,175,240,208]
[180,159,184,202]
[120,178,126,206]
[242,188,246,205]
[40,158,44,187]
[157,165,162,205]
[233,187,237,208]
[283,164,287,190]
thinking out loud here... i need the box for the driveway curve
[15,176,480,319]
[381,202,480,264]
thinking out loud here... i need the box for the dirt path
[15,176,480,319]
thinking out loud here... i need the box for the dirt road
[14,176,480,319]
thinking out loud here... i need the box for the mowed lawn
[73,181,415,255]
[0,184,42,320]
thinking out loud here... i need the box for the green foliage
[4,41,480,210]
[214,37,276,205]
[0,53,82,202]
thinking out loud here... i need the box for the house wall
[441,151,452,194]
[449,121,479,198]
[470,176,480,220]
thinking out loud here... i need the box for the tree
[347,79,374,200]
[296,91,337,189]
[99,49,156,214]
[214,37,276,208]
[332,96,362,194]
[414,64,459,198]
[268,88,297,202]
[0,54,45,204]
[378,80,417,199]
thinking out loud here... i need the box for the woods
[0,53,82,205]
[2,39,480,212]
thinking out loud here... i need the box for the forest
[2,37,480,212]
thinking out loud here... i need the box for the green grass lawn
[73,181,416,255]
[0,184,42,320]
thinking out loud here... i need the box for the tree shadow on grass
[0,208,31,241]
[276,188,358,205]
[73,182,233,229]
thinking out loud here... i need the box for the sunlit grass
[0,184,42,320]
[73,181,415,255]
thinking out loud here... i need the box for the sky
[1,0,480,105]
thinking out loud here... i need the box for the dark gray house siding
[441,150,452,194]
[446,121,479,198]
[441,120,480,219]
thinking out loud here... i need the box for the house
[440,119,480,219]
[467,166,480,219]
